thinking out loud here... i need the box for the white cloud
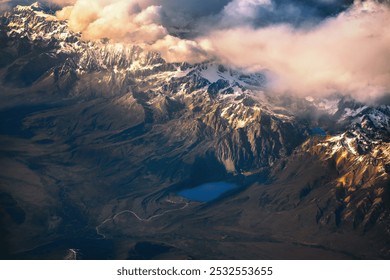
[223,0,272,19]
[201,1,390,101]
[56,0,167,44]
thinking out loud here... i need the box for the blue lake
[311,127,327,136]
[178,182,238,202]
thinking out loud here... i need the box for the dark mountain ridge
[0,3,389,259]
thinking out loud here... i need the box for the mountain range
[0,2,389,259]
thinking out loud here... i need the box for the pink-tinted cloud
[201,1,390,100]
[56,0,167,44]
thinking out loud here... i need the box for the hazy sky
[2,0,356,33]
[2,0,390,101]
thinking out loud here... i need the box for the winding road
[95,202,190,239]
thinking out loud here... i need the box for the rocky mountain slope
[0,3,389,259]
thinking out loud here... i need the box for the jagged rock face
[0,3,389,259]
[309,107,390,233]
[0,3,305,174]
